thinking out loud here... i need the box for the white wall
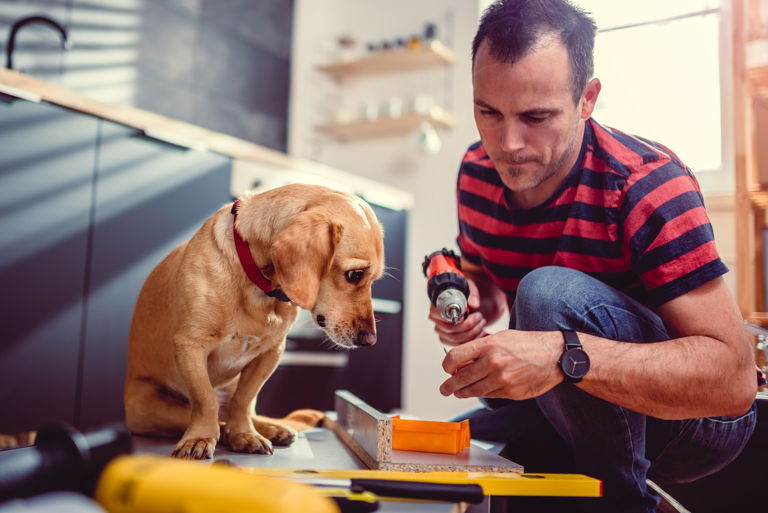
[290,0,484,419]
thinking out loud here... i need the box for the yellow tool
[242,467,603,498]
[94,454,341,513]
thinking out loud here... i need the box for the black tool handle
[0,423,131,502]
[351,479,484,504]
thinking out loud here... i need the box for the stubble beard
[500,134,578,193]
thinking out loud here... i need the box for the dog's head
[265,186,384,348]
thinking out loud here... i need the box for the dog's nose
[355,330,376,347]
[316,315,326,328]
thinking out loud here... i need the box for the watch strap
[562,329,581,350]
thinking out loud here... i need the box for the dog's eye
[345,269,365,284]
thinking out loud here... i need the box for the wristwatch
[558,330,590,383]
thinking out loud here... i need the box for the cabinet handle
[134,128,208,152]
[372,297,402,314]
[279,351,349,368]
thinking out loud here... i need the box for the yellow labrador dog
[124,184,384,459]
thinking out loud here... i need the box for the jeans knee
[518,267,571,305]
[515,266,587,330]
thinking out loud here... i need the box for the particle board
[329,390,523,473]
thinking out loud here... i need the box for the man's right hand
[428,278,488,346]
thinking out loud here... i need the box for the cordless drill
[422,248,470,325]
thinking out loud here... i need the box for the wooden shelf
[317,40,455,81]
[316,105,454,141]
[749,65,768,107]
[751,189,768,209]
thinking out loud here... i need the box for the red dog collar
[231,200,291,302]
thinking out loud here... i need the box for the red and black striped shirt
[457,118,727,308]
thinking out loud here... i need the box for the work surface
[131,424,601,513]
[131,428,477,513]
[132,427,367,470]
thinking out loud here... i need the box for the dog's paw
[172,437,216,459]
[251,419,298,446]
[265,424,298,446]
[227,431,274,454]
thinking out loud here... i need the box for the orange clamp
[391,416,471,454]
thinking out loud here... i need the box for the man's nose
[499,121,525,153]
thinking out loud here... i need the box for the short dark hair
[472,0,596,103]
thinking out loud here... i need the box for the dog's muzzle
[355,330,376,347]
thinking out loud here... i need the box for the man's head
[471,0,600,208]
[472,0,596,104]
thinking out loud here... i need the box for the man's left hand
[439,330,564,399]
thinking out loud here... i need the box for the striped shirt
[457,118,727,308]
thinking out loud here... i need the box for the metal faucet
[5,15,70,71]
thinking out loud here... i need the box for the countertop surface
[131,429,474,513]
[131,427,364,470]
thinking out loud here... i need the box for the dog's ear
[271,211,343,310]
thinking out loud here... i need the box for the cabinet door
[78,121,231,429]
[0,99,99,433]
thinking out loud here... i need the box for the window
[578,0,722,174]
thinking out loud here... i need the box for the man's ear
[580,77,601,120]
[271,211,343,310]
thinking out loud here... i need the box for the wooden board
[329,390,523,473]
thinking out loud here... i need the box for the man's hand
[439,330,563,399]
[428,278,488,346]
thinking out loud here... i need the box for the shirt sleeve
[621,161,728,306]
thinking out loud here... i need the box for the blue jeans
[457,267,756,513]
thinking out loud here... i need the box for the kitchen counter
[132,429,478,513]
[0,67,413,211]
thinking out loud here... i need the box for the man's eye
[526,114,548,123]
[480,109,499,117]
[346,270,365,284]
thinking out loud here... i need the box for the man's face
[472,37,597,208]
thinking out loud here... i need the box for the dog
[124,183,384,459]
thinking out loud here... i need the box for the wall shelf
[317,40,455,81]
[316,105,454,141]
[749,65,768,105]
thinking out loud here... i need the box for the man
[429,1,759,511]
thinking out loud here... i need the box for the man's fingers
[441,342,484,380]
[466,279,481,310]
[437,321,487,346]
[454,379,496,399]
[439,364,494,398]
[434,313,486,344]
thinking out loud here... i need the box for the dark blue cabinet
[0,98,232,432]
[0,99,99,433]
[78,121,231,429]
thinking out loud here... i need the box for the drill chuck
[435,288,468,324]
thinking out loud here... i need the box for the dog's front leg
[172,335,220,459]
[223,347,295,454]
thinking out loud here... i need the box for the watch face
[561,348,590,380]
